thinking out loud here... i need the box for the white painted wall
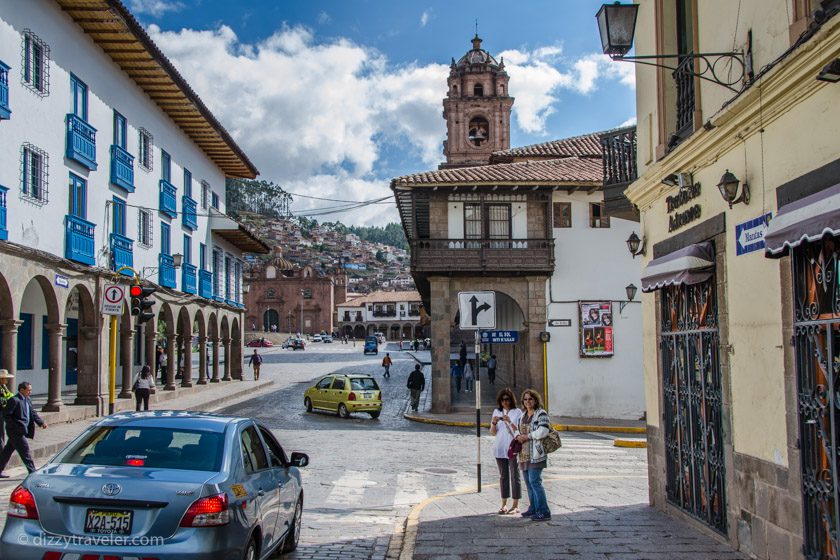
[545,191,645,419]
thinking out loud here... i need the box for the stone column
[164,334,177,390]
[429,276,452,413]
[197,335,208,384]
[118,326,134,399]
[222,337,232,381]
[181,333,193,388]
[0,319,22,379]
[75,325,102,406]
[144,323,156,373]
[43,323,66,412]
[210,337,220,382]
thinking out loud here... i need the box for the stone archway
[176,307,193,387]
[263,308,279,333]
[231,317,242,380]
[220,316,231,381]
[18,276,62,409]
[208,312,220,382]
[194,309,208,384]
[0,272,15,376]
[390,324,401,340]
[354,325,366,339]
[402,324,412,339]
[158,303,177,390]
[66,284,98,407]
[414,325,425,339]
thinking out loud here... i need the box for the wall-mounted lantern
[626,231,645,258]
[716,170,750,208]
[619,283,638,313]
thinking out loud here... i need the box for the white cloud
[128,0,183,17]
[619,116,637,127]
[420,10,430,28]
[317,11,331,25]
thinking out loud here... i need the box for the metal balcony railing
[0,186,7,241]
[182,195,198,230]
[110,233,134,275]
[66,114,97,170]
[0,62,10,120]
[199,270,213,299]
[410,238,554,274]
[672,55,695,147]
[601,127,637,187]
[110,145,134,192]
[182,263,197,294]
[159,179,177,218]
[159,253,176,288]
[65,214,95,265]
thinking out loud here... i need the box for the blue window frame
[68,173,86,219]
[183,234,191,264]
[199,243,206,270]
[112,197,126,236]
[211,192,219,209]
[0,60,11,120]
[41,315,49,369]
[183,168,192,198]
[70,74,87,121]
[161,150,171,182]
[113,111,127,149]
[17,313,33,371]
[161,222,170,255]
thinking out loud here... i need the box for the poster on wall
[579,301,614,357]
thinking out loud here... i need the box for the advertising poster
[579,301,614,357]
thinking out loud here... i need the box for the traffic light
[130,285,156,324]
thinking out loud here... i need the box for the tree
[375,250,386,263]
[225,179,293,219]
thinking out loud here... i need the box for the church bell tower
[440,35,514,169]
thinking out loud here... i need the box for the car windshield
[350,378,380,391]
[55,426,224,471]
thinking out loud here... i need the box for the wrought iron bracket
[612,51,751,93]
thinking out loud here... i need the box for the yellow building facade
[618,0,840,557]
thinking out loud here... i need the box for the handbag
[132,379,140,391]
[507,439,522,460]
[542,427,562,454]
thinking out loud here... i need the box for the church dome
[452,35,503,73]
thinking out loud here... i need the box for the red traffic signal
[130,285,157,324]
[129,285,143,298]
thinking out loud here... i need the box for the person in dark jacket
[407,364,425,412]
[0,382,47,476]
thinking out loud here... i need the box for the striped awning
[765,183,840,258]
[641,242,715,293]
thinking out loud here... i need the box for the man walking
[0,370,14,448]
[0,382,48,477]
[487,354,497,384]
[407,364,425,413]
[248,349,263,381]
[382,353,392,378]
[159,348,168,384]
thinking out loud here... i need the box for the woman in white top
[133,365,155,411]
[489,387,523,514]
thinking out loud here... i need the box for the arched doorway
[414,325,425,339]
[378,324,388,338]
[208,312,220,382]
[402,324,412,339]
[354,325,366,339]
[390,324,400,340]
[231,317,242,380]
[158,303,176,389]
[19,276,61,409]
[263,309,279,333]
[176,307,193,387]
[0,272,14,376]
[220,316,231,381]
[194,310,207,384]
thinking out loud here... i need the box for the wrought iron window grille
[20,143,48,205]
[137,208,154,248]
[138,128,153,171]
[21,29,50,97]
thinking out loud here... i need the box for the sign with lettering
[666,183,702,232]
[548,319,572,327]
[101,284,125,316]
[480,330,519,344]
[735,213,773,256]
[54,274,69,289]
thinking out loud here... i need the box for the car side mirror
[290,452,309,468]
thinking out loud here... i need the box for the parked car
[290,339,305,351]
[303,374,382,419]
[0,411,309,560]
[363,336,378,355]
[246,338,273,348]
[312,335,322,343]
[322,335,333,343]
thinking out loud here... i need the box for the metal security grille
[660,276,727,534]
[793,236,840,559]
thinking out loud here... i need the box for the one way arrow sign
[458,291,496,330]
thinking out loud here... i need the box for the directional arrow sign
[735,213,772,256]
[102,284,126,316]
[458,291,496,330]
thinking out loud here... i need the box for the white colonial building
[0,0,268,416]
[336,290,426,340]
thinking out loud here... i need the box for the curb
[613,438,648,448]
[403,412,646,434]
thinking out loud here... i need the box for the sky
[128,0,637,226]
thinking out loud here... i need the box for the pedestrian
[133,365,155,411]
[413,339,419,352]
[382,353,392,378]
[0,370,14,448]
[490,388,523,514]
[463,359,475,392]
[249,349,263,381]
[514,389,552,521]
[451,361,463,393]
[459,341,467,368]
[407,364,425,412]
[487,354,497,384]
[0,381,48,477]
[159,348,168,384]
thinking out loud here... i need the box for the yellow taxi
[303,374,382,419]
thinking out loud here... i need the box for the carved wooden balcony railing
[600,126,639,222]
[411,238,554,275]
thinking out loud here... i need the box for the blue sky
[129,0,636,224]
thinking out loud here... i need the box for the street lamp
[596,2,638,58]
[626,231,645,258]
[620,283,637,313]
[172,253,183,269]
[716,170,750,209]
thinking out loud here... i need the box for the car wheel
[338,403,350,418]
[369,411,381,419]
[243,536,258,560]
[304,397,312,412]
[281,496,303,553]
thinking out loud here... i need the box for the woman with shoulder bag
[133,365,155,411]
[490,388,523,514]
[514,388,552,521]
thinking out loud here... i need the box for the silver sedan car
[0,411,308,560]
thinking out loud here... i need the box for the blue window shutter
[41,315,49,368]
[17,313,33,370]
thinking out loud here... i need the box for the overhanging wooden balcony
[411,238,554,275]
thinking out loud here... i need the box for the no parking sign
[102,284,125,315]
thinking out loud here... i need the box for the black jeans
[488,368,496,383]
[496,457,521,500]
[135,388,151,411]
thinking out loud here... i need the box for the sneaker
[531,513,551,522]
[520,509,534,518]
[0,473,8,479]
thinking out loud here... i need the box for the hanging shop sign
[735,213,773,256]
[667,183,702,232]
[579,301,614,357]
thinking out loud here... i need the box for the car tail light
[180,492,230,527]
[9,485,38,519]
[348,392,356,401]
[126,457,145,467]
[41,553,61,560]
[377,392,381,400]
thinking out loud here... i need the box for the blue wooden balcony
[66,114,97,170]
[110,145,135,192]
[182,195,198,230]
[159,253,176,288]
[0,186,8,241]
[182,263,197,294]
[110,233,134,275]
[159,179,177,218]
[199,270,213,299]
[65,214,95,265]
[0,62,10,120]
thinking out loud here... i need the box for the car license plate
[362,392,372,399]
[84,509,133,534]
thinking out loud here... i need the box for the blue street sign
[480,330,519,344]
[735,213,772,256]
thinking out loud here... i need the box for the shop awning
[765,183,840,258]
[641,242,715,293]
